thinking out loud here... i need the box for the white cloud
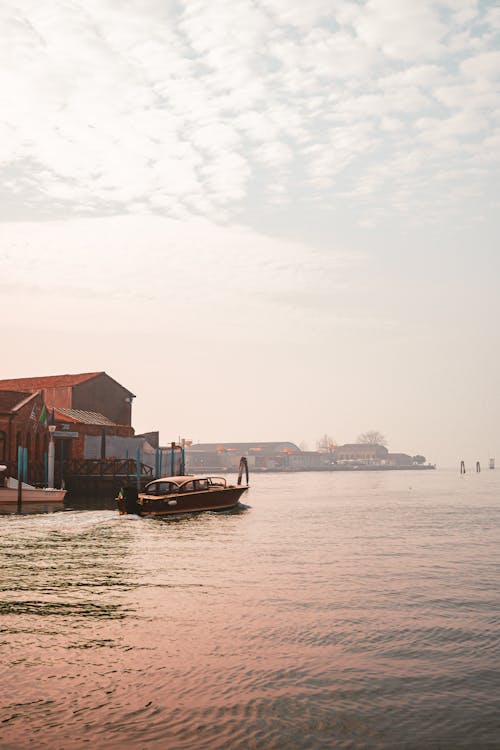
[460,50,500,80]
[350,0,447,60]
[0,0,498,226]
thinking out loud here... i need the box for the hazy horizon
[2,1,499,468]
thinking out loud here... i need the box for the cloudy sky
[1,0,499,465]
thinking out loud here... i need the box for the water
[1,469,499,749]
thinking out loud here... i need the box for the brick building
[0,390,48,483]
[0,372,135,426]
[0,372,136,481]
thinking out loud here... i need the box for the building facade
[0,390,48,483]
[0,372,137,484]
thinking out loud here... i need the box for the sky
[1,0,499,466]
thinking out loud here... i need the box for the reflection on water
[1,470,499,749]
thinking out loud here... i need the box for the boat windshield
[208,478,226,488]
[177,478,227,491]
[145,481,178,495]
[179,479,209,492]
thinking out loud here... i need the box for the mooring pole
[170,442,175,475]
[476,461,481,473]
[136,446,141,490]
[17,445,23,514]
[460,460,466,475]
[23,446,28,484]
[48,427,56,488]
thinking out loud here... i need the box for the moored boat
[117,458,249,517]
[0,467,66,504]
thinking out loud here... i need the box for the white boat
[0,466,66,503]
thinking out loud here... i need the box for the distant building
[334,443,389,464]
[288,451,328,471]
[186,441,302,471]
[386,453,413,466]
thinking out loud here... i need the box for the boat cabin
[143,475,227,495]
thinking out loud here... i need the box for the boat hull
[0,487,67,503]
[117,485,248,517]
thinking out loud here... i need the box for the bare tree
[356,430,387,447]
[316,434,336,452]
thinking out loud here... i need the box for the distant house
[334,443,389,464]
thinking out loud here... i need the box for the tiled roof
[0,390,32,412]
[54,408,117,426]
[0,372,103,391]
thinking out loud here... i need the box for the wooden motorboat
[117,458,249,517]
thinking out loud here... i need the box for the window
[146,481,177,495]
[208,478,225,488]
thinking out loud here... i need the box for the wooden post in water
[23,446,28,484]
[170,442,175,475]
[136,446,141,490]
[476,461,481,473]
[48,426,56,488]
[460,460,466,474]
[17,445,23,514]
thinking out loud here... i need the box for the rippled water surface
[1,469,499,749]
